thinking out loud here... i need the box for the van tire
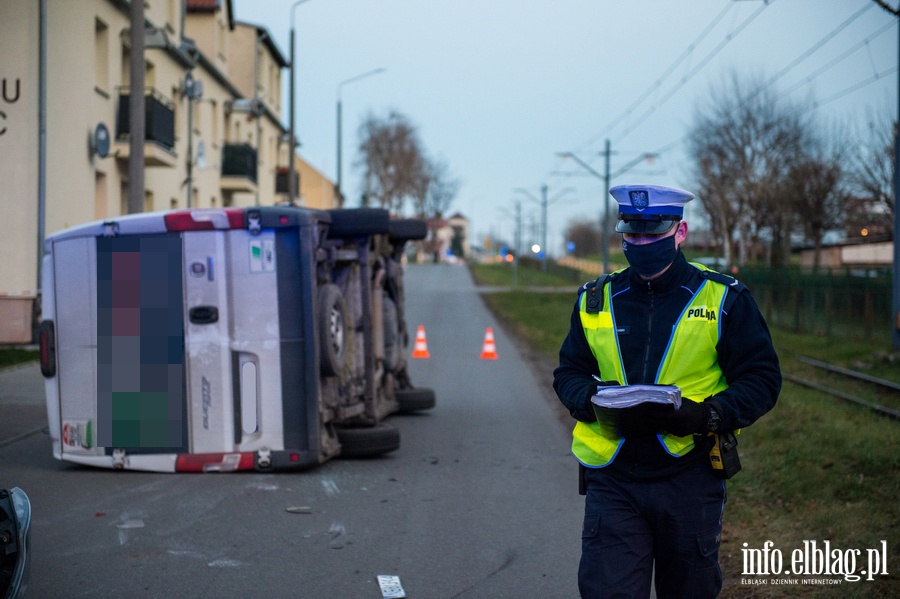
[327,208,391,237]
[318,284,348,377]
[388,218,428,242]
[396,387,436,413]
[336,423,400,457]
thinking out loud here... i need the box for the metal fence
[530,258,894,342]
[738,267,893,341]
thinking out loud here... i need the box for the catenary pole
[558,141,657,274]
[892,9,899,349]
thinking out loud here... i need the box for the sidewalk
[0,361,48,446]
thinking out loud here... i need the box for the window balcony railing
[275,167,299,195]
[115,87,176,151]
[222,143,258,183]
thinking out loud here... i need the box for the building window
[120,182,128,215]
[217,17,227,62]
[94,18,109,93]
[166,0,177,33]
[145,60,155,90]
[144,189,154,213]
[210,100,218,147]
[94,171,108,219]
[121,48,130,86]
[191,96,200,134]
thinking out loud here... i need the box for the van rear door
[181,230,236,454]
[52,231,189,462]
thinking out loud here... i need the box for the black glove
[646,400,711,437]
[586,380,621,424]
[614,403,675,437]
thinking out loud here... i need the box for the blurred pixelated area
[96,235,186,449]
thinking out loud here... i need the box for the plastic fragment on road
[285,506,312,514]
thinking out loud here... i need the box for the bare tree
[422,158,460,219]
[846,103,895,224]
[564,218,601,258]
[688,71,812,267]
[786,119,849,268]
[356,111,426,214]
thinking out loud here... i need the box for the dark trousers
[579,462,725,599]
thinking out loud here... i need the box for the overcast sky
[232,0,898,255]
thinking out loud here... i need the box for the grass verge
[473,263,900,598]
[0,349,39,369]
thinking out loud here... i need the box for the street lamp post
[558,140,657,273]
[336,68,385,207]
[288,0,312,206]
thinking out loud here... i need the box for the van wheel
[396,387,436,413]
[318,284,348,377]
[336,423,400,457]
[388,218,428,242]
[327,208,391,237]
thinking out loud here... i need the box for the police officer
[553,184,781,598]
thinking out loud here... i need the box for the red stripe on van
[175,452,255,472]
[164,209,244,231]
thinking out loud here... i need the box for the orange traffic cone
[480,327,499,360]
[411,325,430,359]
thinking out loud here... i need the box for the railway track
[784,355,900,420]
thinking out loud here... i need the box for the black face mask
[622,235,678,278]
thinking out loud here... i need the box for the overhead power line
[777,20,895,99]
[752,3,876,100]
[872,0,899,17]
[816,65,900,107]
[575,2,736,154]
[613,0,773,145]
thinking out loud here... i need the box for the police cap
[610,184,694,234]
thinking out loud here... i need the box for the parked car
[38,206,431,472]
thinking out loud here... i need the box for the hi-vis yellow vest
[572,265,730,467]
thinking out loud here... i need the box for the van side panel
[273,229,314,455]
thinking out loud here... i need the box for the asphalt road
[0,263,585,599]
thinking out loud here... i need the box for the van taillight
[175,452,255,473]
[164,209,244,231]
[39,320,56,378]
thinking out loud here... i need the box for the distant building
[421,212,469,263]
[797,237,893,269]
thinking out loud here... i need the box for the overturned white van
[38,206,430,472]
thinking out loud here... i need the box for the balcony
[221,143,258,193]
[275,167,299,195]
[115,87,176,167]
